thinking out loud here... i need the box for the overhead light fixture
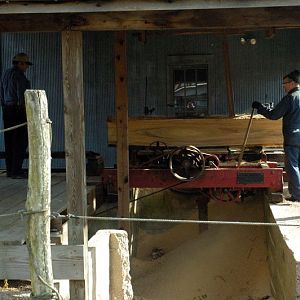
[240,37,247,45]
[249,38,257,45]
[240,34,257,46]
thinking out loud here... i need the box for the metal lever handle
[238,108,255,167]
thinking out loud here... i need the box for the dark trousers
[284,145,300,199]
[2,105,28,176]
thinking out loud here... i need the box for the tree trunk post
[25,90,54,298]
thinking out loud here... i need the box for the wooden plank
[0,189,94,246]
[0,245,84,280]
[3,0,300,14]
[0,176,64,217]
[0,178,67,244]
[61,30,88,299]
[223,38,235,117]
[0,181,27,213]
[107,117,283,147]
[1,7,300,32]
[114,31,130,232]
[0,176,92,245]
[0,175,21,189]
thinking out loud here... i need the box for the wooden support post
[62,30,88,299]
[223,37,235,117]
[25,90,54,298]
[114,31,130,232]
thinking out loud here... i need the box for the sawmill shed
[1,1,300,168]
[0,1,300,299]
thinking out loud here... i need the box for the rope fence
[0,122,27,134]
[1,209,299,228]
[52,213,300,228]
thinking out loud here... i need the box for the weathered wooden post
[62,30,89,298]
[114,31,130,233]
[25,90,55,298]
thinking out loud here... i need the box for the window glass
[173,67,208,117]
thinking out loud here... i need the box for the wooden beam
[61,30,88,299]
[2,0,300,14]
[223,38,235,117]
[0,245,84,280]
[2,7,300,32]
[114,31,130,232]
[107,117,283,147]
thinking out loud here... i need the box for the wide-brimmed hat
[12,53,33,65]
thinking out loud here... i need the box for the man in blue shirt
[252,70,300,201]
[0,53,32,179]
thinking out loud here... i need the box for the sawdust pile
[131,196,274,300]
[234,114,266,119]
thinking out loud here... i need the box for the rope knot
[17,209,26,221]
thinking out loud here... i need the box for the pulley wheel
[169,145,205,181]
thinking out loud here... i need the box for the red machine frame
[102,163,283,192]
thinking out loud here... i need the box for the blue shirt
[257,87,300,145]
[0,66,30,107]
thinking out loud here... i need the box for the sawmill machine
[102,142,283,203]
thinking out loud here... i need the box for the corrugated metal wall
[83,32,116,167]
[0,29,299,167]
[0,32,65,168]
[229,30,300,113]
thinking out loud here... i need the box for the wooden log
[107,117,283,147]
[62,30,89,299]
[0,245,85,280]
[1,7,300,32]
[25,90,54,298]
[114,31,130,232]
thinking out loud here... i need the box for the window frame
[166,55,216,118]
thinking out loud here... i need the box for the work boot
[285,196,300,202]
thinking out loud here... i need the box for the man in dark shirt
[252,70,300,201]
[0,53,32,179]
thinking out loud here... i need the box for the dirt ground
[0,281,30,299]
[131,195,274,300]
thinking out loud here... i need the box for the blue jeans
[284,145,300,199]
